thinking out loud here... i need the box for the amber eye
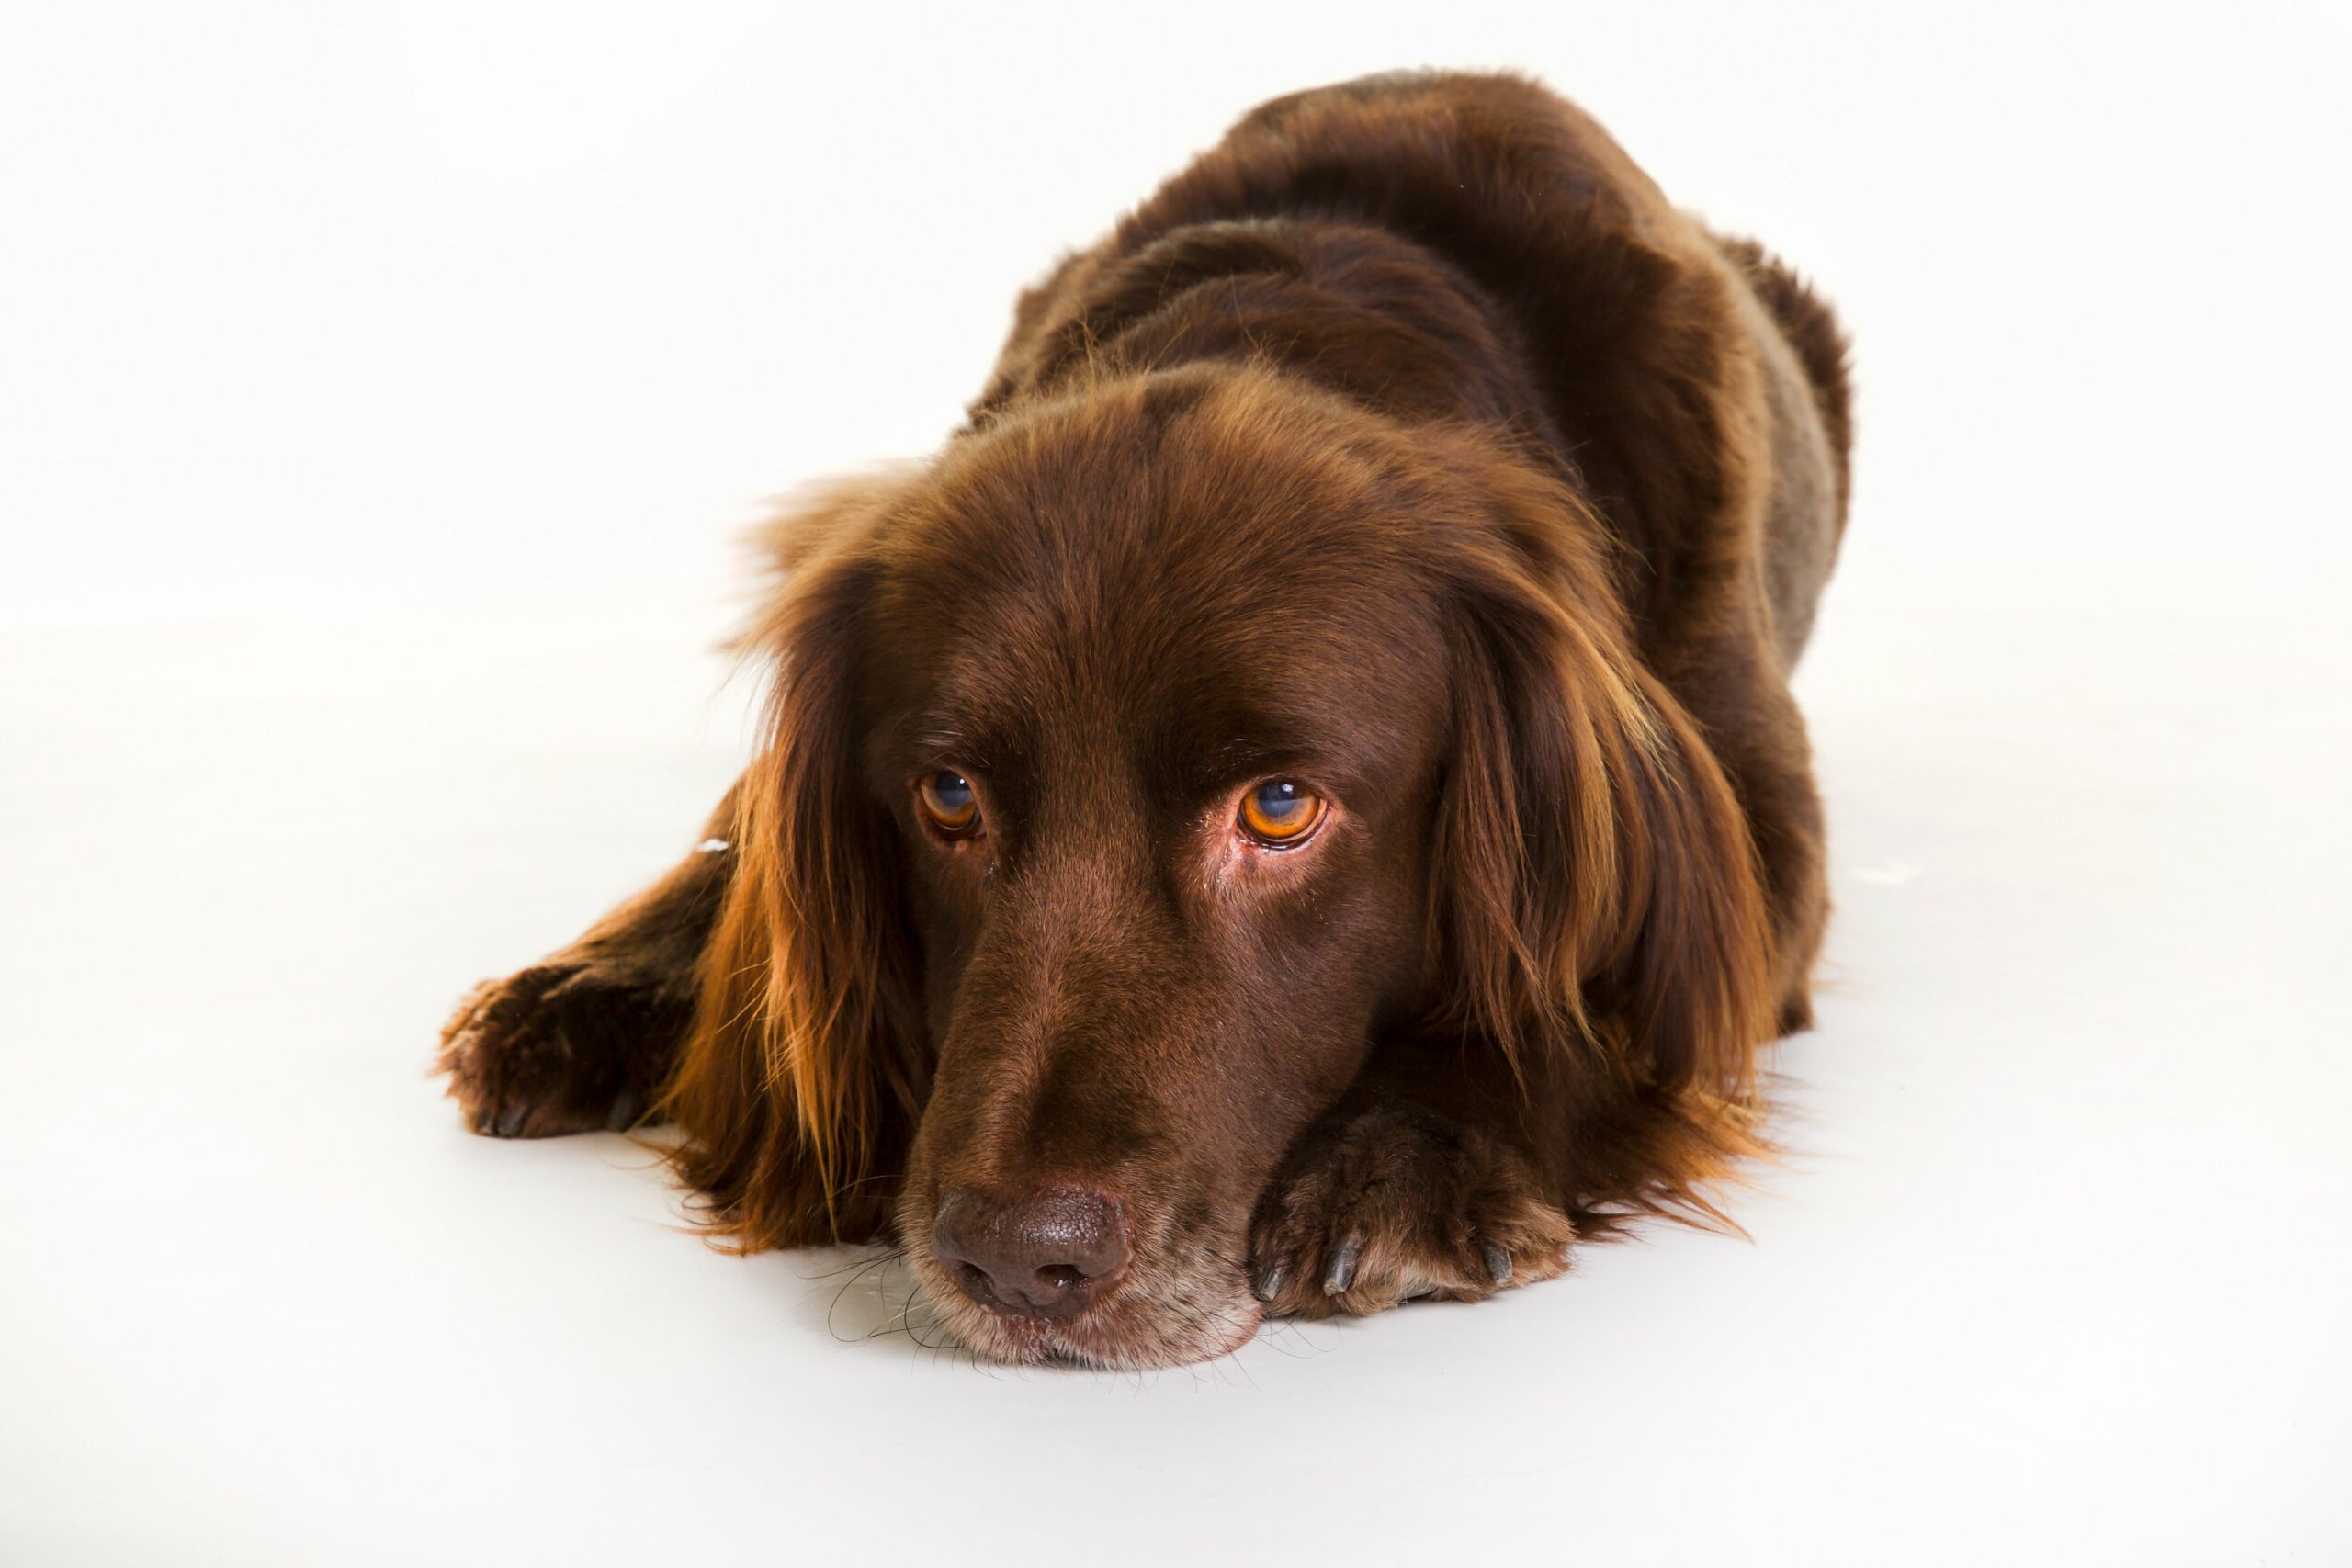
[915,769,981,837]
[1238,779,1326,846]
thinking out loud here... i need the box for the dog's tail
[1713,232,1854,518]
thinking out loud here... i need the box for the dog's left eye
[1238,780,1327,847]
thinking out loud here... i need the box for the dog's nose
[931,1185,1130,1320]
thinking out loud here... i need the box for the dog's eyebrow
[905,717,983,764]
[1205,733,1305,773]
[1193,728,1373,794]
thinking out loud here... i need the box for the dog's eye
[1238,780,1326,847]
[915,770,982,837]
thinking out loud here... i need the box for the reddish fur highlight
[1426,452,1781,1224]
[657,487,928,1248]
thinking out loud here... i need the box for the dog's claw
[1324,1235,1363,1295]
[493,1102,529,1138]
[1253,1262,1286,1303]
[1480,1240,1512,1287]
[606,1088,641,1131]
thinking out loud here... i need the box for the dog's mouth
[898,1189,1265,1370]
[910,1252,1265,1370]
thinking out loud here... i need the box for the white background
[4,3,2347,1562]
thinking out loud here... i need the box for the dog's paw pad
[1248,1103,1575,1318]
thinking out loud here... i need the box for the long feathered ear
[1430,463,1778,1216]
[660,476,928,1249]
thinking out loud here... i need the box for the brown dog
[440,70,1850,1368]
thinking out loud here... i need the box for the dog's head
[663,365,1771,1366]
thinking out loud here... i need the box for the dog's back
[978,69,1851,671]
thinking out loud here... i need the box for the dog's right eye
[915,770,982,838]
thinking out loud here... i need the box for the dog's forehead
[865,393,1452,784]
[887,534,1442,777]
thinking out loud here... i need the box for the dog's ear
[1430,462,1777,1202]
[662,474,928,1248]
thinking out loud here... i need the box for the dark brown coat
[441,70,1850,1369]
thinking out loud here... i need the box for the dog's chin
[903,1248,1264,1371]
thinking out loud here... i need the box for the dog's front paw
[437,959,681,1139]
[1248,1101,1576,1318]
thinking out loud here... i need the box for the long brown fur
[438,70,1850,1367]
